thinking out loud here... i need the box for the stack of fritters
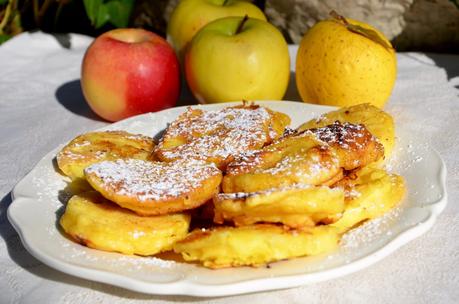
[58,131,222,256]
[58,105,288,257]
[57,103,405,268]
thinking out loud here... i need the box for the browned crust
[153,103,290,171]
[85,171,223,216]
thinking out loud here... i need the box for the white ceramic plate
[8,101,447,297]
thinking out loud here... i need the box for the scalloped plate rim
[7,101,448,297]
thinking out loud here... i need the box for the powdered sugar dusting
[63,245,178,270]
[259,151,339,180]
[56,130,153,163]
[345,188,362,199]
[57,149,88,161]
[32,168,67,206]
[156,106,277,164]
[225,150,265,175]
[340,207,401,250]
[226,143,339,184]
[85,159,221,202]
[55,236,182,274]
[13,102,431,290]
[262,154,306,175]
[301,121,376,150]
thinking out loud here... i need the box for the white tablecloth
[1,32,459,303]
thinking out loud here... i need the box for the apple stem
[329,10,349,26]
[329,9,393,50]
[222,0,230,5]
[235,15,249,35]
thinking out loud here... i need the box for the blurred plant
[83,0,134,29]
[0,0,21,43]
[1,0,457,46]
[0,0,135,44]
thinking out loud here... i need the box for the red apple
[81,28,180,122]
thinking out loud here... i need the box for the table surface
[1,32,459,304]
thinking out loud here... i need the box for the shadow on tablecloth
[0,192,218,302]
[55,77,198,118]
[55,79,105,121]
[1,193,43,271]
[419,54,459,94]
[426,54,459,94]
[284,71,302,101]
[54,70,302,120]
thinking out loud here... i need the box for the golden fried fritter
[57,131,154,180]
[223,122,383,193]
[331,166,406,233]
[154,104,291,170]
[56,104,404,269]
[298,103,395,157]
[174,225,339,268]
[306,121,384,170]
[214,184,345,228]
[60,192,190,256]
[85,159,222,216]
[223,133,339,193]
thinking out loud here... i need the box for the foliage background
[0,0,136,43]
[0,0,458,51]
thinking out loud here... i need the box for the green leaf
[95,4,110,28]
[83,0,134,29]
[105,0,134,28]
[449,0,459,9]
[0,0,8,5]
[0,34,11,44]
[83,0,103,26]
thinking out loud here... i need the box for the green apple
[167,0,266,59]
[185,16,290,104]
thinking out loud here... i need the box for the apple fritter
[214,184,345,228]
[307,121,384,170]
[223,122,383,193]
[56,131,155,180]
[174,225,339,268]
[330,166,406,233]
[85,159,222,215]
[297,103,395,157]
[60,192,190,256]
[154,104,291,170]
[223,132,339,193]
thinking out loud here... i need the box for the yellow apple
[185,16,290,104]
[296,12,397,108]
[167,0,266,59]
